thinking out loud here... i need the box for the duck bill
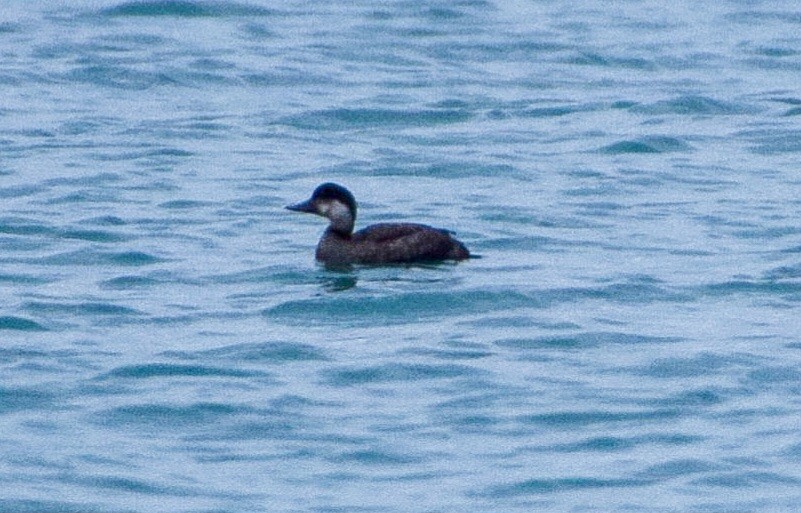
[286,199,316,214]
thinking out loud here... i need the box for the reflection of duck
[287,183,471,265]
[320,272,358,293]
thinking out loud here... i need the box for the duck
[286,183,471,265]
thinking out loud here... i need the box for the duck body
[317,222,469,265]
[287,183,470,265]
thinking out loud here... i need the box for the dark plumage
[286,183,470,265]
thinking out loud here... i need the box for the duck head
[286,182,357,235]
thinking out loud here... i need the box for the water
[2,1,801,511]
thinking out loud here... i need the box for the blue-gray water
[3,1,801,511]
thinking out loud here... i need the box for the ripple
[518,409,679,427]
[97,402,247,428]
[100,1,274,18]
[58,229,129,243]
[90,147,194,160]
[164,341,329,363]
[628,353,739,378]
[538,282,689,306]
[0,218,54,237]
[631,95,755,115]
[64,473,201,497]
[764,264,801,280]
[519,104,597,118]
[97,363,265,379]
[204,266,312,285]
[329,448,424,466]
[0,316,47,331]
[693,470,801,487]
[496,332,681,350]
[23,301,142,316]
[545,433,702,453]
[114,251,166,265]
[640,458,721,479]
[159,199,214,209]
[600,136,692,154]
[696,280,801,298]
[38,249,163,267]
[564,52,656,70]
[265,290,534,326]
[323,363,480,386]
[731,225,801,239]
[65,65,178,90]
[549,436,637,452]
[0,185,42,198]
[398,347,494,361]
[746,129,801,154]
[746,365,801,386]
[0,500,93,513]
[0,386,54,413]
[647,389,725,408]
[370,161,520,178]
[42,172,122,188]
[280,107,473,131]
[481,476,653,497]
[99,275,161,289]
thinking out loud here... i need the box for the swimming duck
[286,183,471,265]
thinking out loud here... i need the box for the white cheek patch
[318,200,348,218]
[327,200,351,221]
[317,199,353,232]
[317,201,332,216]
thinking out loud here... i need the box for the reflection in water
[315,260,469,292]
[316,259,470,293]
[318,267,358,292]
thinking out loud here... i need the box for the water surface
[2,1,801,512]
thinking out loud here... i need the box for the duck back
[316,223,469,264]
